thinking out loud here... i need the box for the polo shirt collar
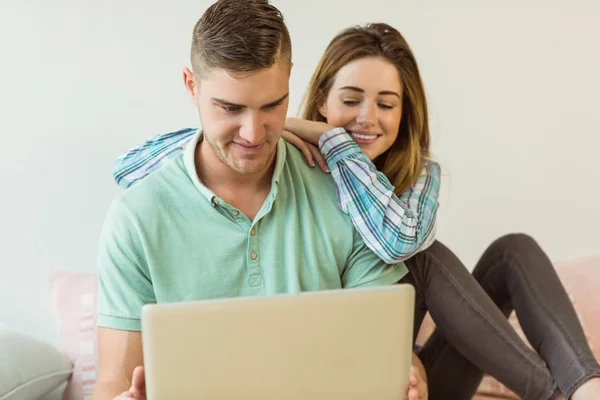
[184,130,286,204]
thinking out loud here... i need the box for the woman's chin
[358,145,381,161]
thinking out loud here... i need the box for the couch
[2,255,599,400]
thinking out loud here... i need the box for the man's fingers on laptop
[409,387,427,400]
[409,366,419,386]
[408,366,427,400]
[116,387,145,400]
[115,392,136,399]
[409,370,418,386]
[130,366,146,396]
[408,385,427,400]
[115,367,146,400]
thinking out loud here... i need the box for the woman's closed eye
[342,100,395,110]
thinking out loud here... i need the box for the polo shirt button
[250,228,256,236]
[250,251,258,260]
[231,210,239,217]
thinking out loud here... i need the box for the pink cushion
[416,254,600,399]
[51,271,98,400]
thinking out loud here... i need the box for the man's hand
[407,353,428,400]
[92,328,144,400]
[407,364,428,400]
[114,366,146,399]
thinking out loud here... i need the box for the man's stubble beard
[204,133,277,176]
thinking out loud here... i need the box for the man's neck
[195,140,276,220]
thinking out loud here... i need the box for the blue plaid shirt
[113,128,440,264]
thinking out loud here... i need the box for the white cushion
[0,324,72,400]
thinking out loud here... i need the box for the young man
[92,1,412,399]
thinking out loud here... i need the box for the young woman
[113,23,600,400]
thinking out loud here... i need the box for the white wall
[1,0,598,345]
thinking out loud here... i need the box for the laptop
[141,284,415,400]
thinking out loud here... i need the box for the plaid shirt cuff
[318,128,362,165]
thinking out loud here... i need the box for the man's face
[185,63,290,175]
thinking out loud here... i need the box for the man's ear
[183,67,198,106]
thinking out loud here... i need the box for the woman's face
[320,56,403,161]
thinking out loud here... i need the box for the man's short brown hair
[191,0,292,75]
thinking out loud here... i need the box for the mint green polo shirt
[97,131,408,331]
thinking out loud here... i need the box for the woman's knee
[488,233,541,256]
[481,233,558,281]
[474,233,542,279]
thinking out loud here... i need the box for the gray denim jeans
[400,234,600,400]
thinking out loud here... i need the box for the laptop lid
[142,284,415,400]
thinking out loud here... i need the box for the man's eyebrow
[212,98,245,108]
[262,93,289,108]
[339,86,401,99]
[211,93,289,109]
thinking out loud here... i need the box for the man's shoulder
[283,141,338,192]
[112,155,189,216]
[281,141,351,222]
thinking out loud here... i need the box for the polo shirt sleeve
[341,229,409,288]
[96,197,156,331]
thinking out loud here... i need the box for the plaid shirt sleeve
[113,128,197,189]
[319,128,440,264]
